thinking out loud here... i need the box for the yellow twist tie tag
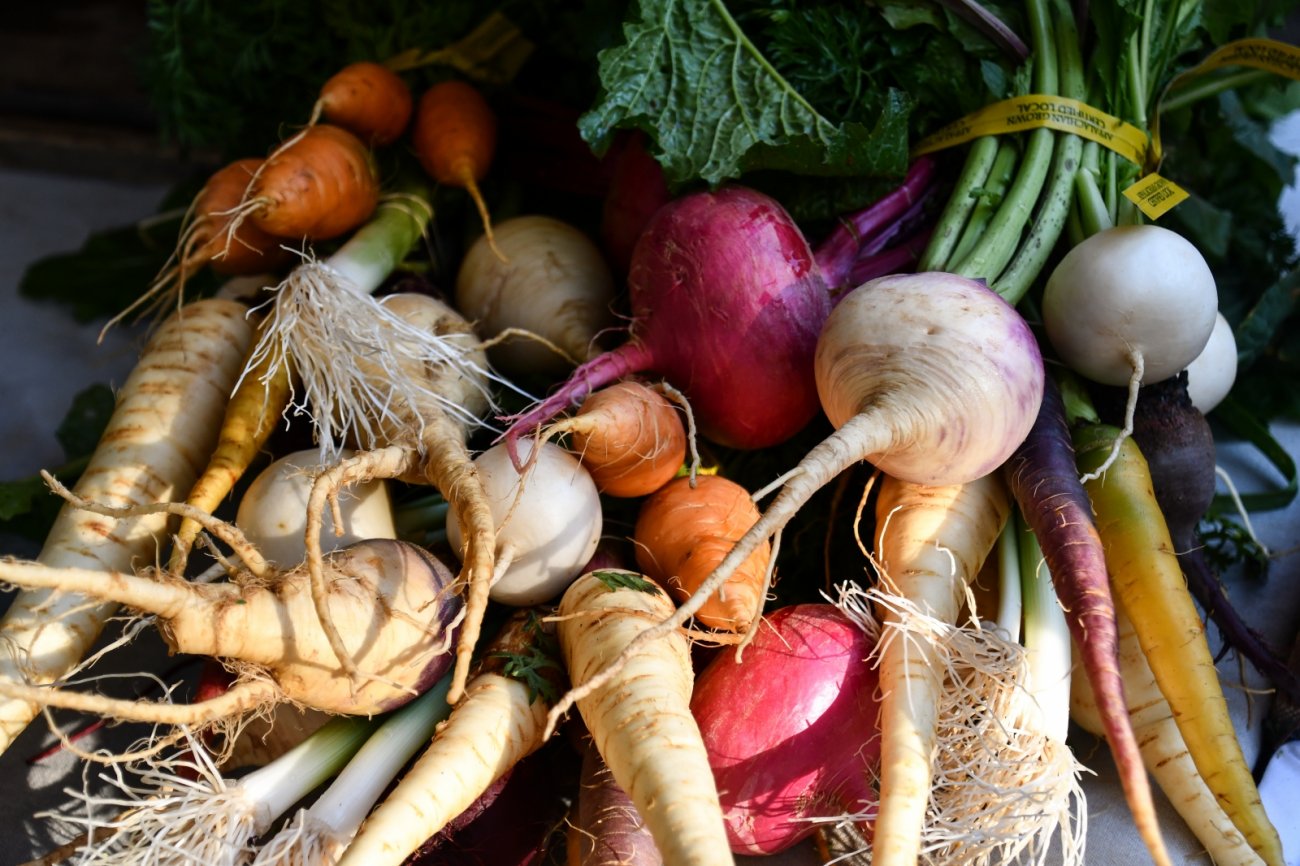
[911,94,1150,166]
[1151,38,1300,168]
[1122,173,1190,220]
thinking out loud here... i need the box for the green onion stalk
[60,714,378,866]
[253,675,454,865]
[919,0,1084,305]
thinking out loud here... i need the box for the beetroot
[504,185,832,457]
[690,604,881,855]
[571,735,662,866]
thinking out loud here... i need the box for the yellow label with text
[1174,38,1300,85]
[1151,38,1300,167]
[911,94,1150,165]
[1122,173,1190,220]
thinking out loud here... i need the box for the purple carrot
[1003,375,1165,861]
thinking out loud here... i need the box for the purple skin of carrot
[1096,374,1300,705]
[813,157,936,292]
[1003,375,1167,862]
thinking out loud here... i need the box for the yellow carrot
[1077,424,1283,866]
[0,298,254,755]
[557,570,733,866]
[870,472,1010,866]
[169,313,294,572]
[1071,602,1266,866]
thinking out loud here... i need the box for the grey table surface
[0,160,1297,866]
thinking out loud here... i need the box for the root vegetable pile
[5,11,1294,865]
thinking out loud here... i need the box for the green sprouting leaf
[493,646,562,704]
[1235,267,1300,368]
[590,570,659,593]
[578,0,912,186]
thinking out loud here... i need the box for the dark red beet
[571,736,661,866]
[690,604,880,855]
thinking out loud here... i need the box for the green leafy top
[590,569,660,593]
[579,0,1022,187]
[578,0,909,185]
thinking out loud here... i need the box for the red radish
[691,604,881,855]
[315,61,413,146]
[413,80,504,260]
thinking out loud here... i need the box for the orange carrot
[197,159,297,274]
[315,61,413,146]
[114,160,293,327]
[412,80,503,259]
[238,124,380,241]
[633,474,769,632]
[552,381,686,498]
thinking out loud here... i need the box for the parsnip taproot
[0,297,253,755]
[557,570,732,866]
[0,538,462,721]
[870,472,1009,866]
[336,611,557,866]
[1077,425,1283,866]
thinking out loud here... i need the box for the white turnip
[1184,311,1237,413]
[236,448,396,568]
[456,214,616,376]
[1042,224,1218,476]
[444,440,602,606]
